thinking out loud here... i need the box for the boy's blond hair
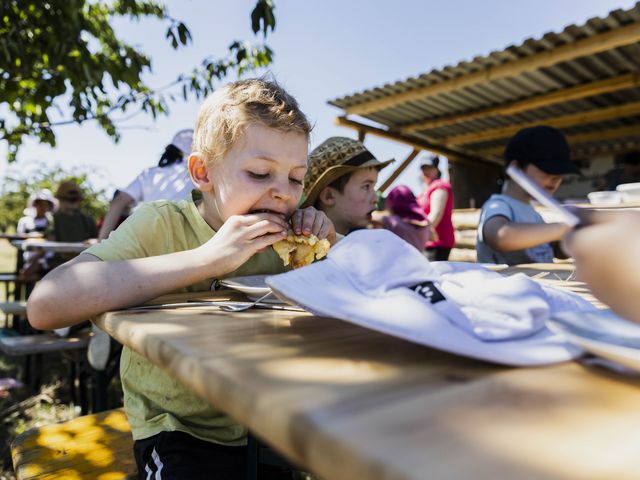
[193,78,311,165]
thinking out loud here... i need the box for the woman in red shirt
[417,155,455,261]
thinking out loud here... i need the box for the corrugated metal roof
[330,3,640,162]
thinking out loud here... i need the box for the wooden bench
[0,273,36,303]
[11,409,291,480]
[0,300,27,316]
[0,332,94,411]
[0,332,90,356]
[12,408,137,480]
[451,208,479,262]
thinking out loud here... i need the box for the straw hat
[301,137,393,208]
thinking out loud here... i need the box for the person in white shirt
[17,189,57,236]
[98,129,193,240]
[16,189,57,277]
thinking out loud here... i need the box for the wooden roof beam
[575,143,640,159]
[335,116,502,167]
[379,149,420,193]
[445,101,640,145]
[345,22,640,116]
[399,73,640,133]
[479,125,640,156]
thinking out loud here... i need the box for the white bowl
[587,191,622,206]
[616,182,640,203]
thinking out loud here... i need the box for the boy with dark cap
[476,125,579,265]
[301,137,393,235]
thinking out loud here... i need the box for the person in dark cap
[417,154,455,261]
[476,125,579,265]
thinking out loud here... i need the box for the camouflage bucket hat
[301,137,393,208]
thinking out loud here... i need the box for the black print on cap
[409,281,446,304]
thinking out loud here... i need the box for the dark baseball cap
[504,126,579,175]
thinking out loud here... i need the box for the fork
[219,292,273,312]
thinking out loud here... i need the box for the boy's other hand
[290,207,337,245]
[562,209,640,323]
[200,212,289,275]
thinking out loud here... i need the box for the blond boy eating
[28,79,335,479]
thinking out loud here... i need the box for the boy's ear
[188,153,213,192]
[318,186,336,207]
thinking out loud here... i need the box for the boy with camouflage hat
[302,137,393,235]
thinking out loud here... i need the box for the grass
[0,242,17,304]
[0,354,79,479]
[0,242,16,273]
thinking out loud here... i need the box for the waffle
[273,232,330,268]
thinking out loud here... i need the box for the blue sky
[2,0,636,197]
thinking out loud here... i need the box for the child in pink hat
[372,185,431,251]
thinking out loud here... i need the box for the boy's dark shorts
[134,431,294,479]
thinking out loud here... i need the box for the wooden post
[335,116,501,167]
[379,149,421,193]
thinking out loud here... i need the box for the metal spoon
[219,292,273,312]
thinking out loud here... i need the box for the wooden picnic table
[11,239,90,254]
[93,264,640,480]
[0,233,44,241]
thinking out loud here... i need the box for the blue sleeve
[478,197,513,242]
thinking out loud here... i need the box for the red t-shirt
[418,179,455,249]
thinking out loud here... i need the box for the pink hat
[385,185,428,225]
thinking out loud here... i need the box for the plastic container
[587,191,622,206]
[616,182,640,203]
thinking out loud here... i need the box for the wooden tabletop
[11,239,90,253]
[94,265,640,480]
[0,232,44,241]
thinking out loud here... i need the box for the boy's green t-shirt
[85,199,287,444]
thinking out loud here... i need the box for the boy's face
[202,123,308,230]
[524,164,563,194]
[329,167,379,233]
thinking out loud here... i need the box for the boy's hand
[561,209,640,324]
[200,212,288,275]
[289,207,337,245]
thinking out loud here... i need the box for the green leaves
[251,0,275,37]
[164,20,191,49]
[1,0,277,163]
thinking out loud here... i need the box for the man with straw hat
[301,137,393,235]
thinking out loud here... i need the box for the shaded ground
[0,354,80,479]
